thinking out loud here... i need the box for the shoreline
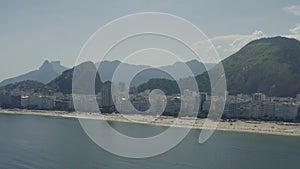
[1,109,300,137]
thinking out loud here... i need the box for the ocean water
[0,113,300,169]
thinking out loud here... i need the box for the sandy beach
[1,109,300,136]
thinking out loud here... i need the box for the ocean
[0,113,299,169]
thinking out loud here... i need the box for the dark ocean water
[0,113,300,169]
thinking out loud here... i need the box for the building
[251,102,264,119]
[0,92,11,108]
[164,97,181,116]
[101,81,113,107]
[297,94,300,103]
[0,92,21,108]
[236,94,252,102]
[55,94,75,111]
[262,102,276,120]
[274,103,298,121]
[252,93,266,102]
[116,98,132,114]
[223,101,251,119]
[199,92,208,112]
[223,101,238,118]
[21,95,55,110]
[132,100,150,112]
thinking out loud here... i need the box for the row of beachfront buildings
[1,89,300,122]
[202,93,300,121]
[0,90,76,111]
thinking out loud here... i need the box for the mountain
[97,60,151,86]
[45,59,211,94]
[219,36,300,97]
[10,36,300,98]
[138,37,300,97]
[97,59,212,87]
[48,61,102,94]
[0,80,48,94]
[1,62,103,95]
[159,60,214,78]
[0,60,68,87]
[3,37,299,97]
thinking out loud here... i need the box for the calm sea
[0,113,300,169]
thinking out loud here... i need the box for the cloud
[283,5,300,16]
[289,24,300,34]
[193,24,300,62]
[284,24,300,40]
[228,30,265,52]
[193,31,266,60]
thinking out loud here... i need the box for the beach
[1,109,300,136]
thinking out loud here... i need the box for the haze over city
[1,0,300,81]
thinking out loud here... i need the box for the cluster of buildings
[107,90,300,121]
[108,84,300,121]
[201,93,300,121]
[1,85,300,122]
[0,91,73,111]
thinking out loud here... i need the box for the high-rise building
[101,81,113,107]
[199,92,207,112]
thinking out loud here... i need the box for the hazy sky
[0,0,300,81]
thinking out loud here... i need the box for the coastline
[1,109,300,137]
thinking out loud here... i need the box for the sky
[0,0,300,81]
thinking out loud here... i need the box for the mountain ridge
[139,36,300,97]
[0,60,68,87]
[2,36,299,97]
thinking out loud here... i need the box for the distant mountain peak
[0,60,68,87]
[39,60,52,71]
[43,59,50,64]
